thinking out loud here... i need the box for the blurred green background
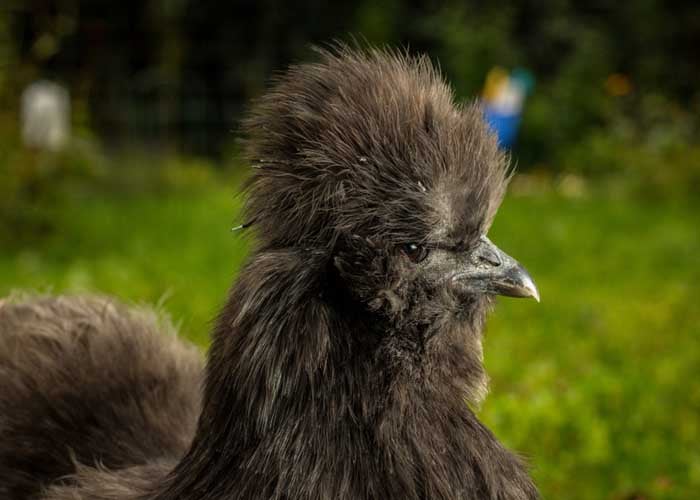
[1,2,698,499]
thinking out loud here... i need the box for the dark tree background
[5,0,699,163]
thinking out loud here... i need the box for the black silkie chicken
[0,48,541,499]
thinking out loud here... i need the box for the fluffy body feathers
[0,296,201,499]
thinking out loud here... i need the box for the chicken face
[332,174,538,330]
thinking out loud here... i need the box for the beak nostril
[474,236,503,267]
[479,256,500,267]
[478,250,502,267]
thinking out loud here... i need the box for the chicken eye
[400,243,429,263]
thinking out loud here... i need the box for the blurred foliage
[3,0,699,161]
[410,1,700,186]
[0,120,240,245]
[1,0,699,236]
[0,124,102,242]
[561,94,700,198]
[0,171,697,500]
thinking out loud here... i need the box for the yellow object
[483,67,509,103]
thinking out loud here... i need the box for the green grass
[1,183,698,500]
[486,194,700,499]
[0,187,250,345]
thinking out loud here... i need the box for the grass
[1,180,698,500]
[0,186,249,345]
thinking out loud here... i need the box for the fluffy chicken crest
[244,47,509,250]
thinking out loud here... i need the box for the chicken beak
[452,236,540,302]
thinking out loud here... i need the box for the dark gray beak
[452,236,540,302]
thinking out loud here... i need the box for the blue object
[483,105,521,149]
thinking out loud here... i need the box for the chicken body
[0,296,201,499]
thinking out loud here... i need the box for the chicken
[0,47,539,500]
